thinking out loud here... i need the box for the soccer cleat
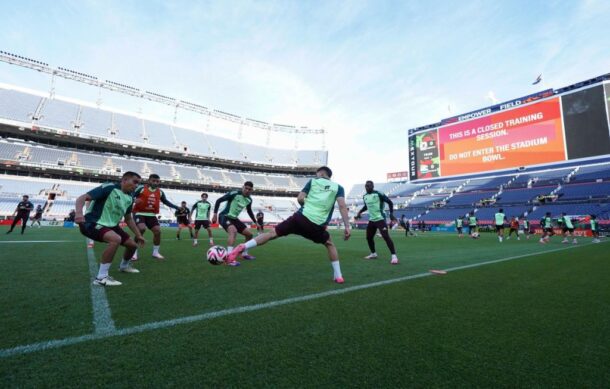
[241,254,256,260]
[593,239,600,243]
[334,276,344,284]
[227,244,246,263]
[364,253,378,260]
[192,241,199,247]
[562,239,569,244]
[119,265,140,273]
[131,252,139,261]
[93,276,122,286]
[572,240,578,244]
[152,253,165,260]
[226,260,241,267]
[391,258,399,265]
[539,239,546,244]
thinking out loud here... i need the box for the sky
[1,0,610,189]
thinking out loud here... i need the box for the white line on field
[86,240,117,335]
[0,242,600,358]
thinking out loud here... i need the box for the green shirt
[541,217,552,229]
[591,219,598,231]
[455,218,463,228]
[561,216,574,229]
[494,212,505,226]
[217,191,253,219]
[469,216,477,226]
[300,177,345,226]
[362,191,390,222]
[522,220,529,229]
[85,183,133,227]
[192,200,211,221]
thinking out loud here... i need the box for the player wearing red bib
[131,174,179,260]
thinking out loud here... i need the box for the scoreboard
[408,81,610,180]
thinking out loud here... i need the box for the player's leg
[378,222,398,264]
[94,230,123,286]
[131,220,147,260]
[193,222,200,246]
[6,215,20,233]
[240,228,256,260]
[20,215,28,234]
[151,225,164,259]
[226,224,238,253]
[206,225,214,245]
[364,222,378,259]
[324,236,344,283]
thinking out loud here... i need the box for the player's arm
[336,196,351,241]
[74,193,92,224]
[355,204,367,220]
[212,193,231,223]
[297,179,311,206]
[160,190,179,210]
[246,203,257,224]
[382,194,396,221]
[124,211,145,246]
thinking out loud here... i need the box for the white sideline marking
[0,240,80,244]
[0,242,598,358]
[86,241,117,335]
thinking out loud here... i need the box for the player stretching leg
[355,180,399,264]
[131,174,179,260]
[212,181,258,265]
[191,193,214,247]
[75,172,146,286]
[228,166,351,283]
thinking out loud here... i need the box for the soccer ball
[471,232,480,239]
[206,246,227,265]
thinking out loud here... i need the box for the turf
[1,226,608,387]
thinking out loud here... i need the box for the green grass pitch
[1,226,608,387]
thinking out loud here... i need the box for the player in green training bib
[590,214,601,243]
[559,212,578,244]
[520,217,531,240]
[468,212,479,238]
[191,193,214,247]
[455,216,464,238]
[494,208,507,242]
[75,171,146,287]
[539,212,554,244]
[212,181,258,265]
[355,181,399,264]
[228,166,351,284]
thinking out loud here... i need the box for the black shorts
[195,220,210,230]
[33,213,42,221]
[135,214,160,230]
[256,219,264,227]
[456,227,463,233]
[367,220,388,233]
[544,227,554,234]
[562,227,574,233]
[275,212,329,244]
[495,225,504,232]
[219,215,247,233]
[177,216,190,226]
[79,223,130,244]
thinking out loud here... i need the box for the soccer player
[31,204,43,228]
[455,216,464,237]
[175,201,193,240]
[590,214,600,243]
[468,212,478,237]
[355,180,399,264]
[227,166,351,283]
[507,216,520,240]
[6,195,34,235]
[255,210,265,235]
[191,193,214,247]
[494,209,507,242]
[539,212,553,244]
[74,171,145,286]
[212,181,258,264]
[521,217,531,240]
[559,212,577,244]
[131,174,179,260]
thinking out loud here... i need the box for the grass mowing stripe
[0,240,81,244]
[86,241,117,335]
[0,241,599,359]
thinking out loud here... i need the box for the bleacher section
[0,86,326,167]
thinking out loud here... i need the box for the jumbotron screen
[408,84,610,180]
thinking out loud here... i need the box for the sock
[331,261,342,279]
[97,263,111,279]
[209,238,214,243]
[227,246,234,254]
[153,245,160,254]
[120,259,131,269]
[391,254,397,260]
[245,240,257,250]
[194,239,198,244]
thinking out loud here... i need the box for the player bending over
[355,180,399,264]
[75,171,145,286]
[228,166,351,283]
[212,181,258,265]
